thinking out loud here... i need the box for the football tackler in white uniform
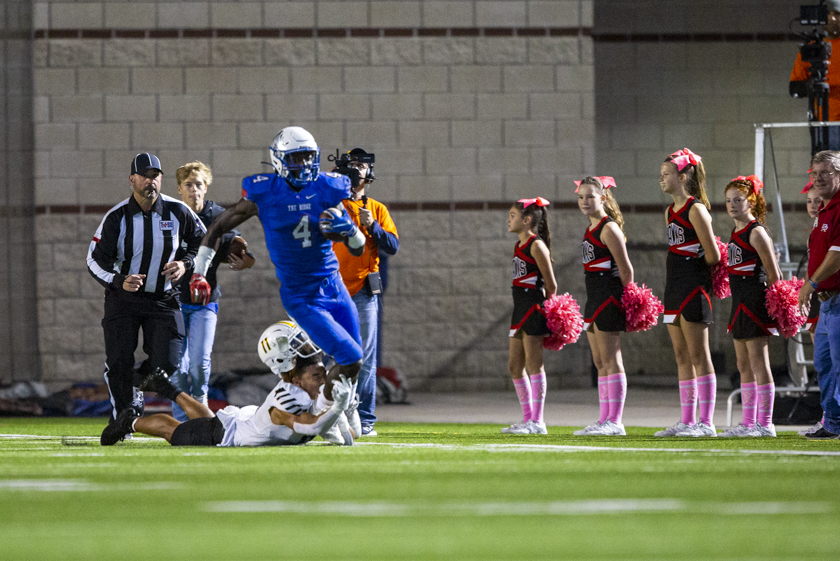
[100,321,357,447]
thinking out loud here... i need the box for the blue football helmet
[270,126,320,190]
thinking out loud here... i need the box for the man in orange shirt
[790,1,840,152]
[333,148,399,436]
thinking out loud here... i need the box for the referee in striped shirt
[87,154,206,436]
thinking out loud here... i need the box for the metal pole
[766,130,791,263]
[754,125,765,184]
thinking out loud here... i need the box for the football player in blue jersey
[189,126,365,397]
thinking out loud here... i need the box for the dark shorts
[728,277,777,339]
[170,416,224,447]
[584,274,625,332]
[664,254,713,324]
[510,287,550,337]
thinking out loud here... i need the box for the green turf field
[1,418,838,560]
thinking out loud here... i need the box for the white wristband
[348,228,366,249]
[194,245,216,277]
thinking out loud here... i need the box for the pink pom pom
[710,237,731,299]
[766,277,807,338]
[542,293,584,351]
[621,281,664,332]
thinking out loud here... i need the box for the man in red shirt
[799,150,840,438]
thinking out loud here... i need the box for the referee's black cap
[131,153,163,175]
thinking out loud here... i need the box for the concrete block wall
[31,0,597,392]
[1,0,39,384]
[20,0,820,394]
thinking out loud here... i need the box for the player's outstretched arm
[191,198,259,304]
[271,375,354,437]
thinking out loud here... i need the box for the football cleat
[100,408,139,446]
[138,368,179,401]
[654,421,693,437]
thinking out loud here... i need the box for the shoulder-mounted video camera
[328,148,376,191]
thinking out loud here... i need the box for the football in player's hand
[319,207,346,242]
[222,236,249,263]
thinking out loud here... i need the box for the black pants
[102,292,184,418]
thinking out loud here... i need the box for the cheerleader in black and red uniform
[572,176,634,437]
[655,148,722,438]
[502,197,557,435]
[719,176,782,437]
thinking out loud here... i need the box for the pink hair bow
[573,176,616,193]
[802,180,814,194]
[669,148,702,172]
[518,197,550,208]
[733,174,763,195]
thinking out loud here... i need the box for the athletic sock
[756,383,775,427]
[606,372,627,424]
[740,381,757,427]
[513,377,532,424]
[679,379,698,426]
[597,377,609,424]
[529,372,546,424]
[697,374,717,426]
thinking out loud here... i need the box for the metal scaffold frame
[725,122,836,426]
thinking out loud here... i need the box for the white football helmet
[269,126,320,190]
[257,321,322,376]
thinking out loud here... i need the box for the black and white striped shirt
[87,194,206,297]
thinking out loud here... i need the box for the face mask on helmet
[270,127,321,190]
[257,321,322,376]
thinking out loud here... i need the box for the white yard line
[204,499,832,516]
[3,434,839,456]
[355,441,840,456]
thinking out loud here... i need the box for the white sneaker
[585,420,626,436]
[654,421,692,437]
[674,422,717,437]
[501,422,531,434]
[717,423,755,437]
[601,420,626,436]
[798,420,823,436]
[526,420,548,434]
[749,422,777,437]
[573,422,603,436]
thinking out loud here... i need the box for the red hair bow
[669,148,702,172]
[518,197,550,208]
[733,174,763,195]
[573,176,616,193]
[802,180,814,194]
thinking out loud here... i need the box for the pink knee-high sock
[529,372,546,423]
[740,381,757,427]
[513,377,532,424]
[756,383,775,427]
[606,372,627,424]
[679,379,698,425]
[697,374,717,426]
[597,377,609,423]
